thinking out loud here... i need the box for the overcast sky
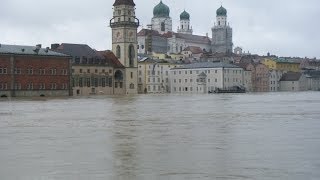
[0,0,319,58]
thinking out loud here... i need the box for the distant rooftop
[0,44,69,57]
[173,62,241,70]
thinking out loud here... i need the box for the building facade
[262,58,300,72]
[138,58,179,93]
[279,72,307,91]
[269,70,285,92]
[51,43,126,96]
[169,62,246,94]
[110,0,139,94]
[137,1,233,56]
[0,44,70,97]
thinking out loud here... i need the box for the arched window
[181,25,183,29]
[161,22,165,31]
[116,45,121,58]
[128,44,135,67]
[130,83,135,89]
[114,70,123,81]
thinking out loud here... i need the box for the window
[39,83,46,90]
[130,83,135,89]
[86,78,91,87]
[139,78,142,83]
[94,78,98,87]
[14,83,21,90]
[3,68,7,74]
[80,69,83,73]
[27,83,33,90]
[116,45,121,58]
[106,77,111,87]
[87,69,90,73]
[141,45,144,49]
[101,78,106,87]
[128,44,135,67]
[131,72,133,79]
[39,69,45,75]
[137,45,139,49]
[14,68,21,74]
[27,68,33,75]
[161,22,165,31]
[51,83,57,90]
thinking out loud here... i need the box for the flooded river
[0,92,320,180]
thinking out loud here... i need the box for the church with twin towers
[137,0,233,55]
[109,0,233,94]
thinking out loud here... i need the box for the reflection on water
[0,92,320,180]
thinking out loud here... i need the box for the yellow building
[262,58,300,72]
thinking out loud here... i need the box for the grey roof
[0,44,69,57]
[280,72,302,81]
[52,43,104,59]
[175,33,211,44]
[173,62,241,70]
[304,70,320,78]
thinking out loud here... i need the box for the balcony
[110,17,139,28]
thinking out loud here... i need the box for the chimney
[45,47,49,53]
[36,44,42,49]
[51,43,60,50]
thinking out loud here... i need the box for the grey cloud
[0,0,319,58]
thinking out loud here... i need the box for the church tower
[110,0,139,94]
[177,10,193,35]
[211,6,233,54]
[151,0,172,34]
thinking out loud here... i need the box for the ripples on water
[0,92,320,180]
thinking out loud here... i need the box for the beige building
[51,44,126,96]
[237,62,269,92]
[138,58,180,93]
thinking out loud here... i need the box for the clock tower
[110,0,139,94]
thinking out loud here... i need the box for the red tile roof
[183,46,204,54]
[98,50,125,68]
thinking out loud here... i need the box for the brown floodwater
[0,92,320,180]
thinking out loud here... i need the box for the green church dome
[153,0,170,18]
[180,10,190,20]
[216,6,227,16]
